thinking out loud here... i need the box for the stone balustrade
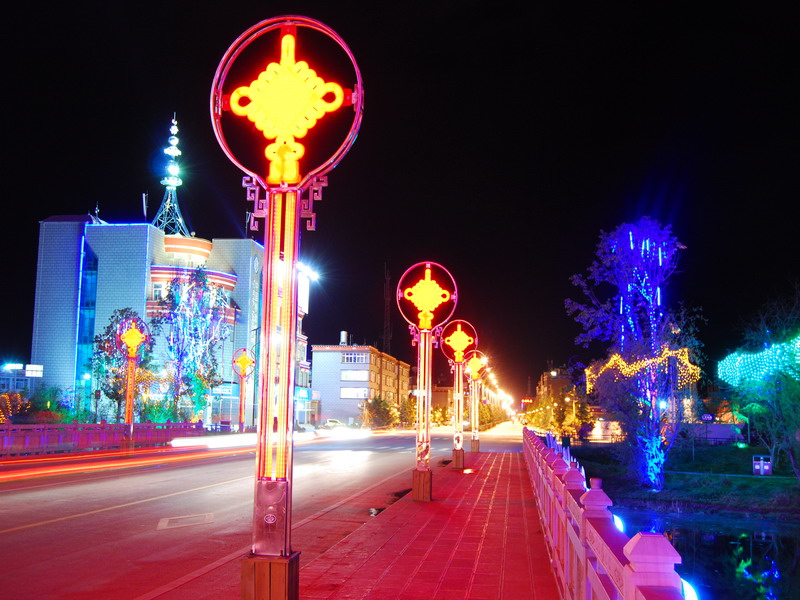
[0,421,205,457]
[523,427,686,600]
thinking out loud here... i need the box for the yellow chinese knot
[585,346,701,394]
[466,355,485,381]
[233,351,255,376]
[120,324,146,359]
[444,324,474,363]
[230,33,344,185]
[403,266,451,330]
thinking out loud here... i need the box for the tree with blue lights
[152,268,230,421]
[567,217,703,489]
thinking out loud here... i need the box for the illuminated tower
[151,118,191,237]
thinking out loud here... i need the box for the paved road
[0,425,523,600]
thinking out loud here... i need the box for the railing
[523,427,686,600]
[0,422,205,457]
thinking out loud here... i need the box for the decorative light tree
[152,268,230,420]
[567,217,701,489]
[719,331,800,482]
[718,333,800,387]
[93,308,155,423]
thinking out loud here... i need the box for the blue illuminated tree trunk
[567,217,694,489]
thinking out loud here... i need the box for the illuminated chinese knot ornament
[465,350,488,381]
[397,262,458,331]
[441,320,478,364]
[229,33,344,185]
[116,317,150,435]
[116,318,150,360]
[211,15,363,191]
[232,347,256,378]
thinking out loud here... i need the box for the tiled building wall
[31,218,89,391]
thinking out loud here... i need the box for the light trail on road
[0,446,256,482]
[0,475,252,535]
[0,432,336,483]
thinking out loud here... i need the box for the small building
[0,363,44,395]
[311,333,410,425]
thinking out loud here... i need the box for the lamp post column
[415,328,433,478]
[211,17,364,599]
[439,319,477,470]
[397,262,457,501]
[251,188,300,558]
[233,348,255,432]
[452,360,464,467]
[116,318,149,453]
[465,351,487,453]
[471,379,482,452]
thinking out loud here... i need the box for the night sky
[3,2,798,402]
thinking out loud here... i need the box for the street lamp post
[115,318,150,452]
[232,348,256,431]
[465,350,487,453]
[439,320,478,469]
[566,396,576,418]
[397,262,457,501]
[211,16,363,600]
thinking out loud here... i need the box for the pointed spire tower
[151,117,191,236]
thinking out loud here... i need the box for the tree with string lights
[151,268,231,421]
[91,307,157,422]
[719,284,800,481]
[566,217,703,489]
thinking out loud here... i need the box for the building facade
[311,336,410,425]
[0,364,44,396]
[31,215,265,424]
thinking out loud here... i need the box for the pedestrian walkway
[300,450,558,599]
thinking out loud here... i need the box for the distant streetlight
[397,261,457,501]
[464,350,488,453]
[440,319,478,469]
[232,348,256,431]
[115,318,150,451]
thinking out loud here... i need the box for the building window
[340,387,369,399]
[342,352,368,364]
[341,370,369,382]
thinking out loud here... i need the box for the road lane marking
[131,465,412,600]
[0,476,251,535]
[157,513,215,530]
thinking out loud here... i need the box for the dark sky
[3,2,798,401]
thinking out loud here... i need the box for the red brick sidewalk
[300,451,559,600]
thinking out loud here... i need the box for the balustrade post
[580,477,612,520]
[562,462,586,600]
[622,532,683,598]
[550,454,569,579]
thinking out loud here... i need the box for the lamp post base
[121,438,135,454]
[471,439,480,453]
[241,551,300,600]
[412,468,432,501]
[452,448,464,469]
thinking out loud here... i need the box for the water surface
[612,507,800,600]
